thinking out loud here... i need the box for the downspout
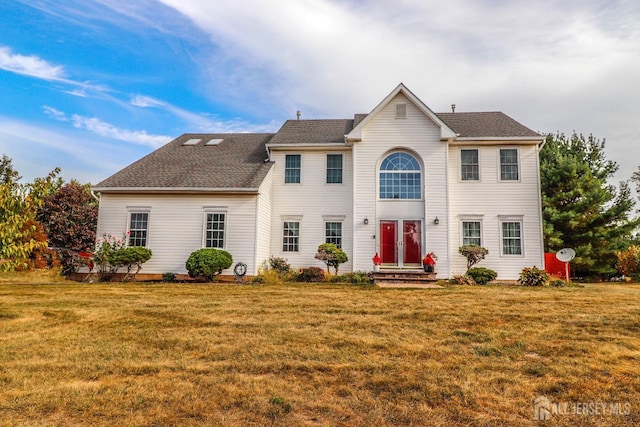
[536,139,545,269]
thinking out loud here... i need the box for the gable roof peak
[345,83,457,142]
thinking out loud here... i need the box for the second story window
[461,149,479,181]
[499,148,519,181]
[379,152,421,200]
[326,154,343,184]
[285,154,301,183]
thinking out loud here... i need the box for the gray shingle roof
[268,119,354,145]
[95,111,539,191]
[436,112,540,138]
[94,133,274,191]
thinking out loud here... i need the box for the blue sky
[1,0,639,186]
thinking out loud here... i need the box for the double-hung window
[326,154,343,184]
[283,222,300,252]
[325,222,342,248]
[499,148,519,181]
[285,154,301,183]
[128,212,149,247]
[205,212,226,248]
[502,221,523,255]
[462,221,482,246]
[461,149,479,181]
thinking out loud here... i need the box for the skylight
[182,138,201,146]
[205,138,224,146]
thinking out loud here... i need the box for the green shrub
[185,248,233,281]
[92,234,152,281]
[314,243,348,275]
[518,266,549,287]
[458,244,489,270]
[452,274,476,285]
[296,266,325,282]
[162,272,177,282]
[467,267,497,285]
[329,271,373,284]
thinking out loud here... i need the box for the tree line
[1,131,640,278]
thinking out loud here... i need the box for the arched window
[379,152,421,199]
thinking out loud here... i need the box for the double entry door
[380,220,422,268]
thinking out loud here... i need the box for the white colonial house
[93,84,545,280]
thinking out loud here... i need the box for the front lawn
[0,280,638,426]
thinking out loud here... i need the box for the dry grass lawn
[0,273,638,426]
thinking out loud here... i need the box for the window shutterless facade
[461,149,479,181]
[502,221,522,255]
[379,152,421,199]
[326,154,343,184]
[325,222,342,248]
[499,148,519,181]
[462,221,482,246]
[284,154,301,183]
[128,212,149,247]
[283,221,300,252]
[205,212,226,248]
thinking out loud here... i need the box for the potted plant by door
[372,253,381,272]
[423,252,437,273]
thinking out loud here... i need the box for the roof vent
[395,103,407,119]
[451,104,456,113]
[182,138,201,146]
[296,110,301,120]
[205,138,223,146]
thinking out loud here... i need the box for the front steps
[373,269,441,287]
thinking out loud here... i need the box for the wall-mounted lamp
[363,217,369,225]
[433,216,440,225]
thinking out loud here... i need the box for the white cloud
[0,45,66,80]
[44,106,171,148]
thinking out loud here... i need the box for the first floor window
[128,212,149,247]
[325,222,342,248]
[205,213,226,248]
[462,221,481,246]
[283,222,300,252]
[502,221,522,255]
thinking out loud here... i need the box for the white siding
[254,168,274,275]
[96,193,259,275]
[269,149,353,272]
[352,93,450,272]
[448,144,544,279]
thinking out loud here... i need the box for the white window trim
[378,150,423,201]
[460,148,481,182]
[284,153,303,184]
[126,207,151,248]
[499,215,525,257]
[497,147,521,182]
[202,208,227,249]
[459,215,484,247]
[282,219,301,253]
[325,153,344,185]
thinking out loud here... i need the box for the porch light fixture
[434,216,440,225]
[364,217,369,225]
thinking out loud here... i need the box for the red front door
[380,221,397,265]
[403,220,422,266]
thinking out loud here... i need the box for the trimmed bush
[467,267,497,285]
[185,248,233,281]
[458,244,489,270]
[296,266,325,282]
[315,243,348,275]
[518,266,549,287]
[162,272,177,283]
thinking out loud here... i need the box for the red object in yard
[423,254,436,266]
[544,253,570,279]
[372,253,381,265]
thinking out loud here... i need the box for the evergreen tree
[540,133,639,276]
